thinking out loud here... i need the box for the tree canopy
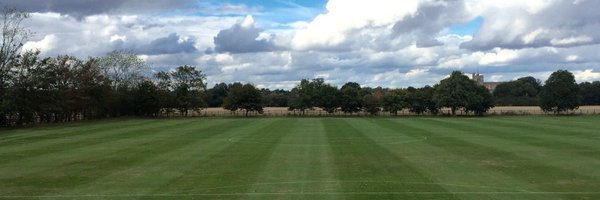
[433,71,494,115]
[539,70,580,114]
[223,83,263,116]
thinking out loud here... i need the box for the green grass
[1,116,599,199]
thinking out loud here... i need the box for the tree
[99,50,146,89]
[579,81,600,105]
[407,87,431,115]
[223,83,263,116]
[1,7,31,125]
[1,7,31,81]
[466,85,494,115]
[363,93,381,116]
[339,82,363,114]
[288,79,316,115]
[433,71,478,115]
[75,58,112,120]
[539,70,580,114]
[493,76,541,106]
[154,71,175,116]
[421,86,439,115]
[132,80,161,117]
[206,83,229,107]
[382,89,408,115]
[170,65,207,116]
[316,83,339,114]
[261,88,290,107]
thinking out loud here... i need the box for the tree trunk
[451,107,456,116]
[245,110,249,117]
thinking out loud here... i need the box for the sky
[5,0,600,89]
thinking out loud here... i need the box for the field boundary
[180,106,600,117]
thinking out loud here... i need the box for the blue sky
[6,0,600,89]
[448,17,482,36]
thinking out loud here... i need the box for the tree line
[2,7,599,127]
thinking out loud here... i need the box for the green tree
[261,89,290,107]
[0,7,31,126]
[421,86,439,115]
[339,82,363,114]
[170,65,207,116]
[382,89,408,115]
[433,71,478,115]
[539,70,580,114]
[223,83,263,116]
[579,81,600,105]
[493,76,541,106]
[99,50,147,89]
[153,71,175,116]
[288,79,316,115]
[316,83,339,114]
[132,80,161,117]
[466,85,494,115]
[406,87,435,115]
[363,93,381,116]
[206,83,229,107]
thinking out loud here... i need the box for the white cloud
[15,0,600,89]
[22,34,58,53]
[574,69,600,82]
[479,48,519,66]
[550,35,593,46]
[291,0,420,50]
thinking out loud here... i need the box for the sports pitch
[0,116,599,199]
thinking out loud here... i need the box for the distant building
[471,73,504,92]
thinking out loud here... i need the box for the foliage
[407,86,438,115]
[493,76,541,106]
[433,71,493,115]
[317,83,339,114]
[539,70,580,114]
[466,85,495,115]
[339,82,363,114]
[288,79,317,114]
[169,65,207,116]
[99,50,147,89]
[382,89,408,115]
[132,80,161,117]
[223,83,263,116]
[261,88,290,107]
[579,81,600,105]
[362,93,382,116]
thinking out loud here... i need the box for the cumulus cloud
[22,34,58,54]
[211,15,280,53]
[2,0,198,18]
[10,0,600,89]
[460,0,600,50]
[135,33,197,55]
[574,69,600,82]
[291,0,421,50]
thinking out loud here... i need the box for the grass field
[1,116,599,199]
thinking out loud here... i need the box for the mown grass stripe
[61,118,256,195]
[0,118,199,167]
[323,118,460,200]
[245,118,344,199]
[390,118,600,197]
[425,118,600,179]
[150,118,295,195]
[0,119,236,195]
[0,119,155,145]
[489,116,599,136]
[442,117,600,159]
[364,119,558,200]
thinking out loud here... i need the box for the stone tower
[472,73,484,85]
